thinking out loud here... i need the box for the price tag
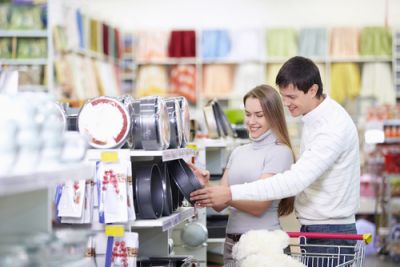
[105,225,125,237]
[185,143,197,151]
[101,151,119,163]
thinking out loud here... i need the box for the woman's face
[244,97,270,139]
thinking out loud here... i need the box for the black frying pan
[166,159,203,205]
[159,162,173,216]
[135,164,164,219]
[170,166,184,211]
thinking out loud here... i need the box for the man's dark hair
[275,56,323,97]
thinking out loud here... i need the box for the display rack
[0,163,93,197]
[124,28,396,112]
[84,147,196,258]
[0,28,51,89]
[0,163,92,235]
[131,207,194,231]
[85,148,195,162]
[0,58,48,65]
[0,30,47,38]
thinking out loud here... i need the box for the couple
[190,56,360,266]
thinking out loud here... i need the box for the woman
[192,84,296,265]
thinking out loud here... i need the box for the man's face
[279,84,316,117]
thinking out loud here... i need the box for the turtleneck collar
[250,129,277,149]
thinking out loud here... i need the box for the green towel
[266,28,298,57]
[360,27,392,56]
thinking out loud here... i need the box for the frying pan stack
[134,159,202,219]
[74,95,199,219]
[76,95,190,150]
[203,99,236,139]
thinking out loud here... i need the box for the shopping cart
[286,232,372,267]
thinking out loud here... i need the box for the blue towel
[201,30,231,59]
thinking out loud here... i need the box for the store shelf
[207,238,225,243]
[0,58,48,65]
[329,56,392,62]
[201,59,264,64]
[63,48,121,65]
[0,30,47,38]
[130,207,195,231]
[85,148,195,162]
[136,57,197,65]
[0,163,93,197]
[131,148,195,161]
[196,138,228,148]
[384,137,400,143]
[384,120,400,126]
[18,85,48,92]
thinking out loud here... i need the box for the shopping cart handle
[287,232,372,244]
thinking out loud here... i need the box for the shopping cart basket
[286,232,372,267]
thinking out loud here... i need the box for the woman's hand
[187,162,210,187]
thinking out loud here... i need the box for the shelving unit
[84,147,197,258]
[0,163,92,235]
[130,207,194,231]
[0,58,48,65]
[0,163,93,196]
[0,30,47,38]
[124,28,396,116]
[131,207,197,257]
[85,148,195,162]
[0,28,50,90]
[125,146,197,257]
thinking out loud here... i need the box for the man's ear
[309,84,318,97]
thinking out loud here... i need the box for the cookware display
[119,95,136,149]
[134,163,164,219]
[203,99,235,138]
[176,96,191,147]
[166,159,203,205]
[77,96,130,149]
[132,99,142,149]
[213,100,235,137]
[165,98,183,149]
[159,162,173,216]
[139,96,171,150]
[203,104,219,138]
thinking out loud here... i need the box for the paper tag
[105,225,125,237]
[101,151,119,162]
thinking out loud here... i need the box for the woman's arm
[228,173,274,217]
[192,162,275,216]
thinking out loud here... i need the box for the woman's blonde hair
[243,84,295,217]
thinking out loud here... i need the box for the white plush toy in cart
[232,230,306,267]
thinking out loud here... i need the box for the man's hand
[187,162,210,187]
[190,185,232,207]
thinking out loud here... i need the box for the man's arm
[191,129,347,205]
[228,173,274,217]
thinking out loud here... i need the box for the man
[190,56,360,264]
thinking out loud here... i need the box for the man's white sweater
[231,96,360,225]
